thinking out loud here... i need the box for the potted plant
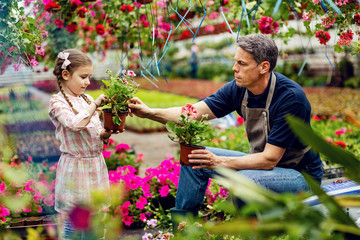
[101,69,138,131]
[165,103,212,166]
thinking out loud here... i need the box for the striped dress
[49,92,110,213]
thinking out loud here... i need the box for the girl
[49,49,115,239]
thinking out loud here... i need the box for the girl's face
[61,65,93,97]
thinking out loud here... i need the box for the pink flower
[140,213,147,222]
[102,150,112,158]
[326,138,334,143]
[206,1,214,6]
[109,138,114,144]
[30,56,38,68]
[136,153,144,163]
[330,116,337,121]
[338,30,354,47]
[334,0,350,6]
[204,25,215,32]
[334,127,346,136]
[133,2,142,8]
[0,182,6,192]
[12,63,22,72]
[0,206,10,217]
[156,1,166,8]
[120,201,131,216]
[115,143,131,152]
[147,219,157,227]
[69,205,92,230]
[209,12,219,20]
[159,185,170,197]
[123,215,134,226]
[321,16,336,28]
[136,202,145,210]
[127,70,136,77]
[181,103,198,119]
[258,16,279,35]
[302,13,312,22]
[35,45,45,56]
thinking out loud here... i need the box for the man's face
[232,47,262,89]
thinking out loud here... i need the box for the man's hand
[127,97,152,118]
[188,149,222,170]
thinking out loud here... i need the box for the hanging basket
[103,108,128,132]
[179,143,205,166]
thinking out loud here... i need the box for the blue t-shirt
[204,72,323,182]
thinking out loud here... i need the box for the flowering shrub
[108,157,180,229]
[0,158,56,228]
[102,141,144,171]
[166,103,212,146]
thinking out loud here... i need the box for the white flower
[147,219,158,228]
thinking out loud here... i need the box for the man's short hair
[237,34,278,72]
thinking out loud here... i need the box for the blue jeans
[175,147,309,211]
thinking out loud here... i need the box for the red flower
[237,116,244,126]
[179,30,191,40]
[127,5,134,12]
[311,115,321,121]
[120,4,133,12]
[258,16,279,34]
[77,6,88,18]
[96,24,105,35]
[333,140,346,149]
[338,30,354,46]
[354,14,360,26]
[315,30,331,45]
[69,205,91,230]
[44,1,61,12]
[54,19,64,29]
[66,23,78,33]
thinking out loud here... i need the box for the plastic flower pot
[103,108,128,132]
[179,144,205,166]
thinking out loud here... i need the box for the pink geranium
[338,30,354,46]
[115,143,131,152]
[181,103,198,119]
[102,150,112,158]
[258,16,279,35]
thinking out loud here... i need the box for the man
[128,34,323,215]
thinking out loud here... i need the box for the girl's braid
[56,75,79,114]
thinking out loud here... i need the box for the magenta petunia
[159,185,170,197]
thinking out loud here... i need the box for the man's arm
[128,98,216,124]
[189,143,286,170]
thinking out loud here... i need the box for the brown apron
[240,72,310,168]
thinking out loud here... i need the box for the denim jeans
[175,147,310,211]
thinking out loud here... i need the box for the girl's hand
[95,94,108,107]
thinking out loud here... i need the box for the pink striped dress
[49,92,110,213]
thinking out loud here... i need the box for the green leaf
[303,173,357,227]
[286,115,360,183]
[214,167,279,207]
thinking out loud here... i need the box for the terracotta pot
[102,108,128,132]
[179,144,205,166]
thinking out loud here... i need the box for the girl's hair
[53,49,93,114]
